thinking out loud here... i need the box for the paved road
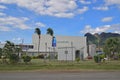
[0,71,120,80]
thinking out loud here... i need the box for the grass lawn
[0,59,120,71]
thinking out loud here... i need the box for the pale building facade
[32,34,88,61]
[89,44,96,57]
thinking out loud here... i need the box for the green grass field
[0,59,120,71]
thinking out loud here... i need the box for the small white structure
[89,44,96,57]
[32,34,88,61]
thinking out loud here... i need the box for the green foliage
[35,28,41,36]
[94,54,105,63]
[99,54,105,59]
[32,56,38,59]
[76,58,80,63]
[103,37,120,58]
[55,55,58,59]
[85,32,120,46]
[94,55,101,63]
[9,54,19,64]
[35,28,41,55]
[37,54,44,59]
[47,27,54,36]
[23,56,31,64]
[2,41,15,57]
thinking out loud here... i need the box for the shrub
[9,54,19,64]
[76,58,80,63]
[37,54,44,59]
[94,55,101,63]
[55,55,58,59]
[32,56,37,59]
[23,56,31,64]
[99,54,105,60]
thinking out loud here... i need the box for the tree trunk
[38,36,40,55]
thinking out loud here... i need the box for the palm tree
[35,28,41,55]
[47,28,54,37]
[46,28,55,59]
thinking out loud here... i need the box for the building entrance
[75,50,80,59]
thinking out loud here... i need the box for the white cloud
[93,6,109,11]
[54,12,74,18]
[0,0,88,18]
[0,12,6,16]
[35,22,46,28]
[81,24,120,34]
[0,16,31,31]
[81,25,110,34]
[12,37,23,44]
[104,0,120,8]
[0,5,7,9]
[105,0,120,5]
[102,17,113,22]
[77,6,88,14]
[79,0,91,4]
[93,0,120,11]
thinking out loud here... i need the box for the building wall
[32,34,88,61]
[89,44,96,57]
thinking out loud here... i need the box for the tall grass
[0,59,120,71]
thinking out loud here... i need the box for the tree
[23,56,31,64]
[47,27,54,37]
[2,41,20,64]
[46,28,56,59]
[9,54,19,64]
[104,37,120,58]
[35,28,41,55]
[2,41,15,57]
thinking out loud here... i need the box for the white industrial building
[31,34,88,61]
[0,34,88,61]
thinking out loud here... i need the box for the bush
[9,54,19,64]
[23,56,31,64]
[37,54,44,59]
[94,55,101,63]
[32,56,37,59]
[76,58,80,63]
[99,54,105,59]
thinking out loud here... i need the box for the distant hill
[84,32,120,46]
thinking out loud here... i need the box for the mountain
[84,32,120,46]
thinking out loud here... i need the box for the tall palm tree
[46,28,55,59]
[35,28,41,55]
[47,27,56,47]
[47,28,54,37]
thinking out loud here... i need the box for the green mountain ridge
[84,32,120,46]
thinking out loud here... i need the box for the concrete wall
[89,44,96,57]
[32,34,88,61]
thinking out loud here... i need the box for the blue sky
[0,0,120,44]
